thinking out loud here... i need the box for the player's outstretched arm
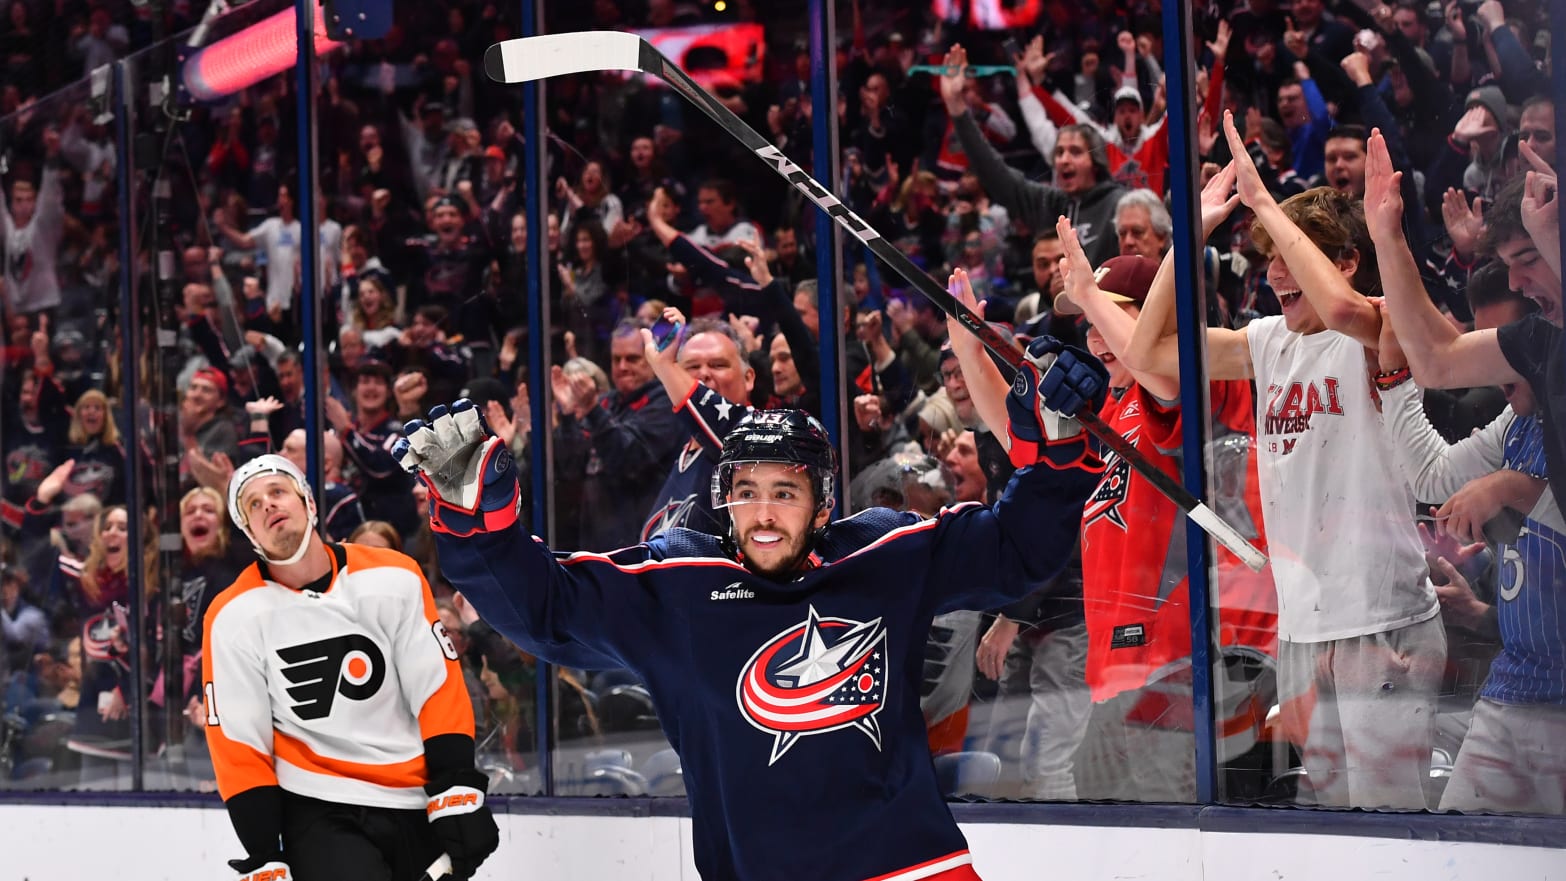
[923,336,1107,613]
[395,401,656,670]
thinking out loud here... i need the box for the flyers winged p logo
[276,634,386,720]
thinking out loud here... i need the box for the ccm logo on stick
[755,146,881,244]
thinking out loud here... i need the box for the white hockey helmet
[227,454,318,565]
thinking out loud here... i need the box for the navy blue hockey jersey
[1487,413,1566,705]
[437,459,1099,881]
[642,381,752,542]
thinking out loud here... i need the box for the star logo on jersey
[1083,426,1138,531]
[736,606,887,765]
[276,634,386,721]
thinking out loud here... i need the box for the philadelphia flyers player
[202,454,498,881]
[395,308,1109,881]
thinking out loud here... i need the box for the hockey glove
[229,853,290,881]
[394,400,521,537]
[425,768,500,881]
[1005,335,1108,470]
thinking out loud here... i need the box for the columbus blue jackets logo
[736,606,887,765]
[643,494,700,542]
[277,634,386,720]
[1083,425,1137,530]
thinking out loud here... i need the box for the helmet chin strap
[245,498,319,568]
[252,525,313,566]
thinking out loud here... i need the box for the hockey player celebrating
[394,315,1109,881]
[202,454,499,881]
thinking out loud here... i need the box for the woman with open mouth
[174,486,253,661]
[66,505,152,790]
[60,388,130,507]
[72,505,131,616]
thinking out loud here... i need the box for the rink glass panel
[0,77,132,792]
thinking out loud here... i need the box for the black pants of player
[282,791,444,881]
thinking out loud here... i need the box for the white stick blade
[421,852,454,880]
[484,32,644,83]
[1186,502,1270,572]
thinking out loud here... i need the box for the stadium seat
[596,685,660,733]
[584,748,635,772]
[590,669,643,694]
[577,764,649,797]
[21,712,74,762]
[642,748,685,797]
[564,688,600,738]
[932,751,1002,797]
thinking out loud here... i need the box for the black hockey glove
[425,768,500,880]
[229,853,290,881]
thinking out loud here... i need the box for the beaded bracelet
[1373,367,1412,391]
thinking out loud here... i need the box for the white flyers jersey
[201,544,473,810]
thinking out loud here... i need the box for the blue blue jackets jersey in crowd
[436,461,1098,881]
[1485,413,1566,705]
[641,382,751,542]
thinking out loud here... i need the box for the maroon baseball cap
[1052,255,1160,315]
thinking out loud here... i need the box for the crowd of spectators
[0,0,1559,812]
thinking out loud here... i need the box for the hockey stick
[419,853,453,880]
[484,32,1269,572]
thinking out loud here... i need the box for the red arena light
[183,3,343,102]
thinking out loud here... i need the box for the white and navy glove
[1005,335,1109,469]
[393,399,522,536]
[229,854,289,881]
[425,769,500,880]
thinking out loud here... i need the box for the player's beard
[739,525,809,578]
[261,524,306,561]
